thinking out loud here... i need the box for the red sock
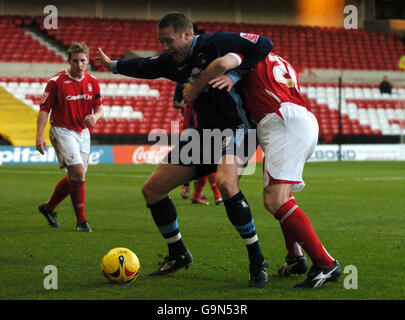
[193,176,208,199]
[281,223,303,261]
[281,192,303,260]
[69,180,86,224]
[46,176,70,212]
[208,173,222,199]
[275,200,334,268]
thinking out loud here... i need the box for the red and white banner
[113,145,263,164]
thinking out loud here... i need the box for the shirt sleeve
[211,31,273,79]
[39,80,57,113]
[115,54,175,81]
[173,83,185,103]
[93,80,103,107]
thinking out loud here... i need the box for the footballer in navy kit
[97,12,273,288]
[110,32,270,131]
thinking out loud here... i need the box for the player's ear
[183,28,192,40]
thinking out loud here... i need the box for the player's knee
[141,181,153,202]
[68,169,85,182]
[216,177,238,199]
[263,193,286,216]
[263,198,277,216]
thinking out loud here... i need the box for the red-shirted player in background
[35,42,104,232]
[183,51,341,289]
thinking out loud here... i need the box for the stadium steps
[22,27,68,62]
[0,86,51,146]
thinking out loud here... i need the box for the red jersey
[40,70,103,132]
[181,102,198,131]
[240,52,308,123]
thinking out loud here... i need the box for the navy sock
[148,196,187,257]
[224,191,265,265]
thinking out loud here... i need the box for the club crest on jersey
[187,67,203,83]
[88,83,92,92]
[196,52,208,65]
[240,33,259,44]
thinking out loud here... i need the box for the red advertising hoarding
[112,145,263,164]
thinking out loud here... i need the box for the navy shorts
[162,125,258,180]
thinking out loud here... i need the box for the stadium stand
[0,15,65,63]
[1,14,404,71]
[0,84,51,146]
[1,75,404,142]
[36,16,160,71]
[32,16,405,71]
[0,14,404,144]
[0,76,180,137]
[1,15,399,72]
[196,21,404,71]
[301,83,405,142]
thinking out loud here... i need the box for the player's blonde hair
[67,42,89,60]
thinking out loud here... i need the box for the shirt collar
[189,35,200,57]
[65,68,85,81]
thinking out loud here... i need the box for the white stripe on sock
[166,233,181,244]
[244,234,258,246]
[322,245,335,261]
[280,205,298,223]
[293,242,303,257]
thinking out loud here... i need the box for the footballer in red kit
[184,50,341,289]
[40,71,102,132]
[240,52,309,123]
[36,42,104,232]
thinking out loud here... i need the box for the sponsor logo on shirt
[66,94,93,101]
[240,33,259,43]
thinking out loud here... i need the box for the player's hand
[182,83,198,102]
[96,48,112,70]
[83,114,97,127]
[173,102,186,109]
[209,75,234,92]
[36,136,47,155]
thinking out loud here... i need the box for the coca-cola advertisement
[113,145,174,164]
[113,145,263,164]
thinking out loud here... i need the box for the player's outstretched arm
[36,111,49,155]
[96,48,112,70]
[182,54,240,102]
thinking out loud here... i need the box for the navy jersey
[113,31,273,130]
[173,83,185,105]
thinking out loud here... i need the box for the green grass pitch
[0,162,404,300]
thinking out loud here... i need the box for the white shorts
[49,126,90,171]
[257,103,319,192]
